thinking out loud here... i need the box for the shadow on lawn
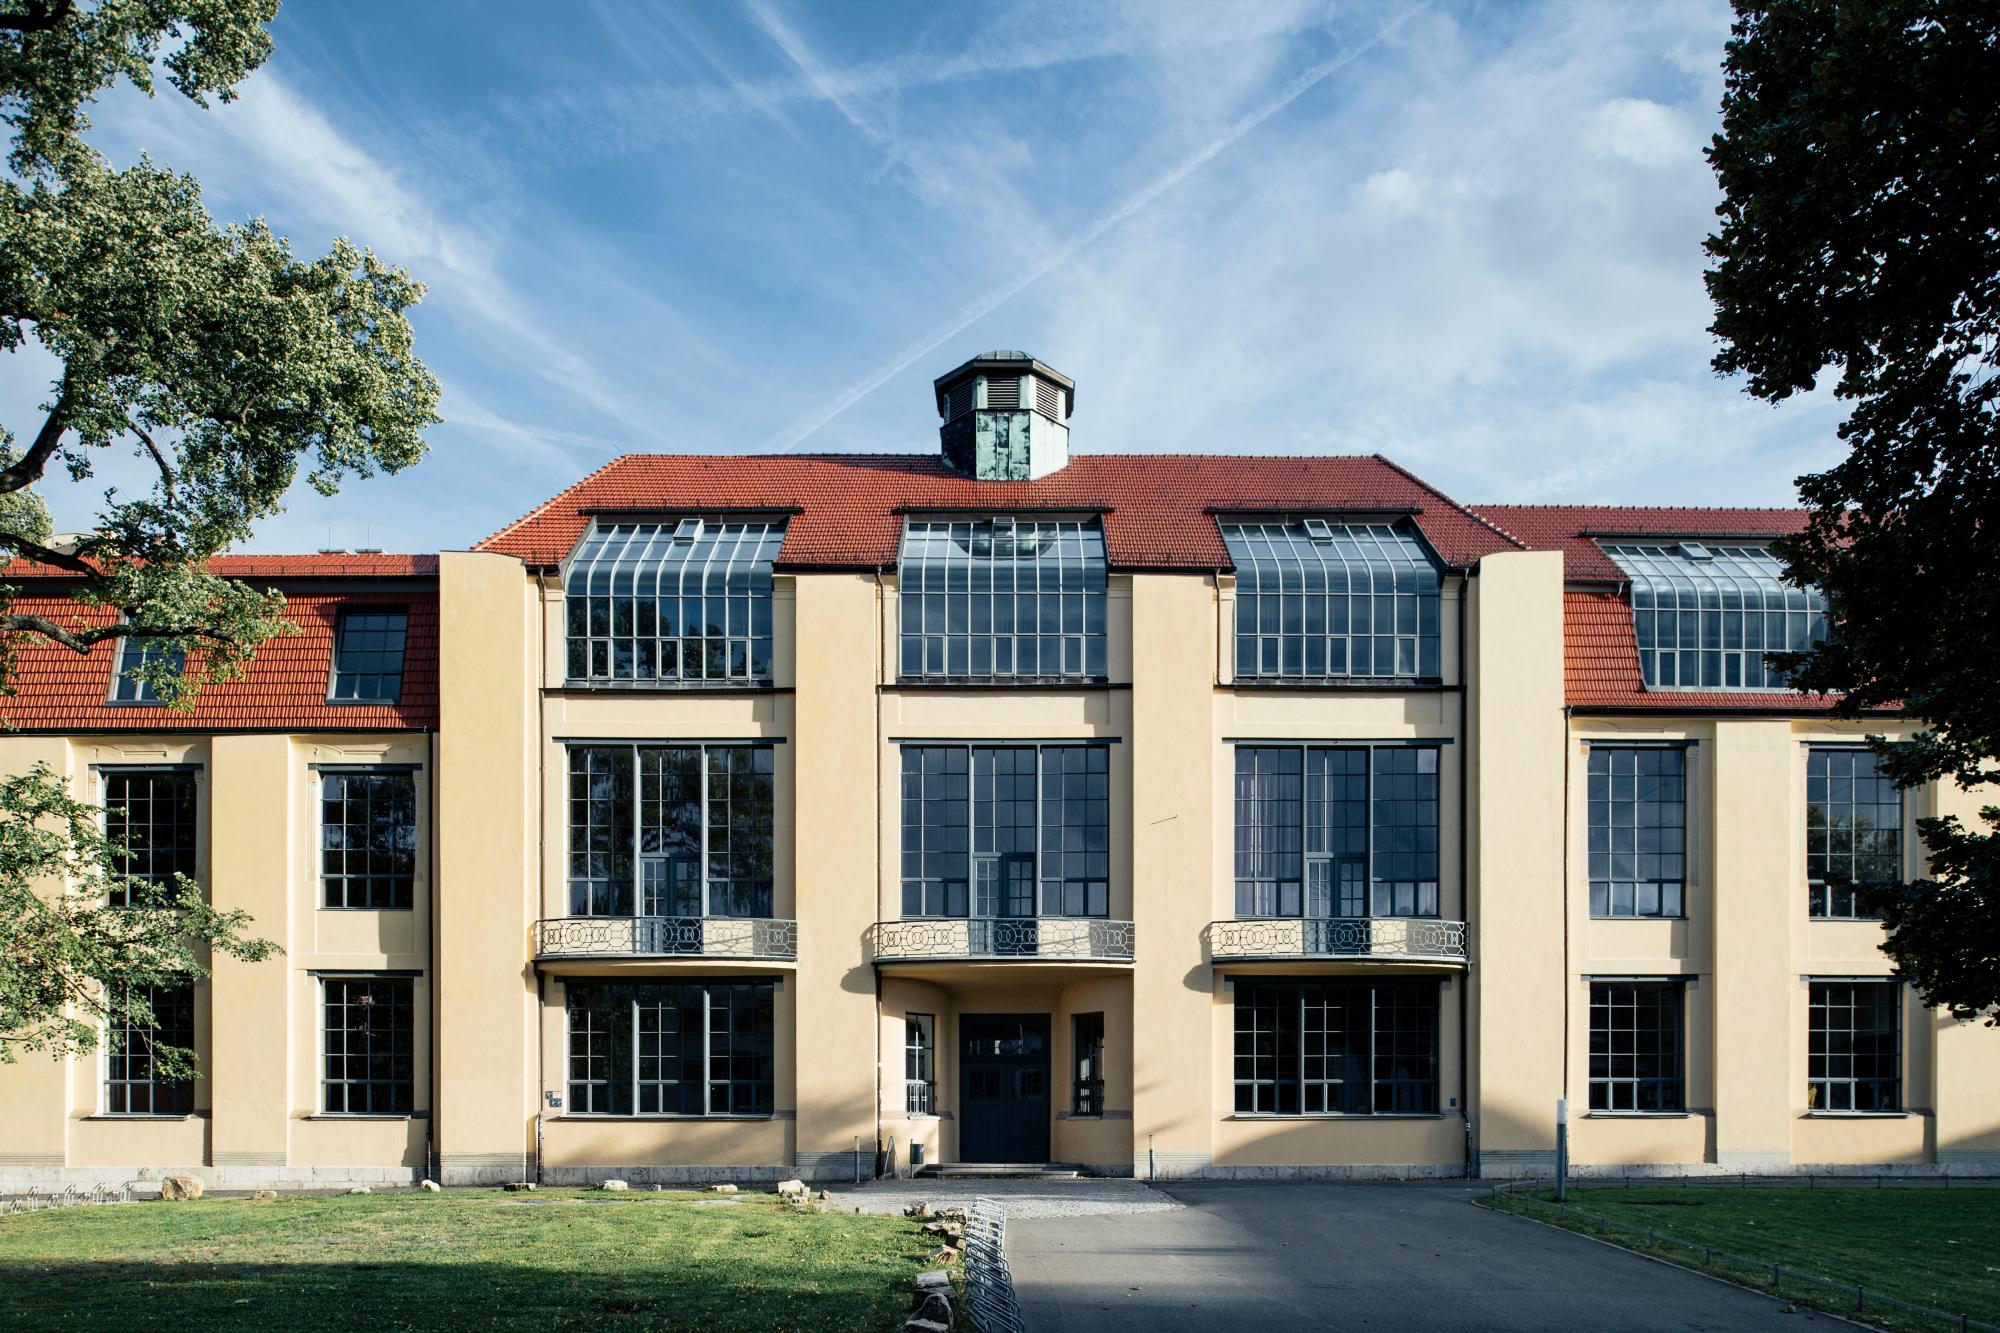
[0,1256,911,1331]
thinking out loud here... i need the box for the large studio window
[898,517,1107,681]
[900,744,1109,918]
[1221,519,1441,682]
[1233,744,1440,918]
[565,518,785,685]
[1233,979,1439,1115]
[566,744,775,918]
[565,981,775,1117]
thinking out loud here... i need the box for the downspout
[1561,703,1574,1109]
[871,565,887,1178]
[535,570,553,1185]
[429,727,440,1186]
[1457,572,1471,1176]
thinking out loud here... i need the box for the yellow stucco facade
[3,505,1997,1191]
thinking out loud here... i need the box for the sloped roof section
[0,587,438,732]
[1562,588,1842,713]
[1474,504,1808,581]
[476,453,1523,572]
[2,552,438,581]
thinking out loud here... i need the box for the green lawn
[1482,1186,2000,1330]
[0,1190,934,1330]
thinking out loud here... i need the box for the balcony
[1206,917,1468,965]
[868,917,1136,964]
[535,915,797,962]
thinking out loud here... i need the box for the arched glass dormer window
[1601,542,1828,690]
[1221,519,1442,682]
[897,516,1108,681]
[565,517,786,685]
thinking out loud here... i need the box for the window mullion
[699,746,711,919]
[629,745,642,919]
[630,995,640,1115]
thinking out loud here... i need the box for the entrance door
[959,1014,1051,1163]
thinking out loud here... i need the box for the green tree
[1705,0,2000,1021]
[0,0,441,1065]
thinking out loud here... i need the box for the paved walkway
[823,1176,1177,1218]
[1011,1181,1845,1331]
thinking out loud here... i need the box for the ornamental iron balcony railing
[1206,916,1468,965]
[869,917,1136,964]
[536,915,797,961]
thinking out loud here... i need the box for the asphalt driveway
[1010,1181,1841,1331]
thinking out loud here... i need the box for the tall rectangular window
[1807,748,1902,919]
[900,745,1109,918]
[898,517,1108,681]
[1072,1012,1105,1115]
[565,744,774,918]
[1604,543,1828,690]
[1233,745,1439,919]
[103,769,198,907]
[329,609,409,702]
[1587,746,1687,918]
[1588,981,1686,1112]
[321,770,418,909]
[1809,981,1900,1112]
[565,981,775,1117]
[108,634,183,704]
[322,976,414,1115]
[1232,980,1439,1115]
[1221,520,1442,682]
[906,1013,936,1115]
[565,518,785,685]
[105,984,195,1116]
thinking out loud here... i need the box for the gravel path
[820,1177,1180,1219]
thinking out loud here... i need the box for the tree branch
[126,418,176,502]
[0,612,242,656]
[0,529,102,578]
[0,369,74,495]
[0,0,74,35]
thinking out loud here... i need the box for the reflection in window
[321,976,414,1116]
[1807,748,1901,919]
[103,769,197,907]
[1589,981,1685,1113]
[329,610,409,701]
[900,745,1110,919]
[898,518,1107,680]
[321,770,418,909]
[105,984,195,1116]
[1603,543,1827,690]
[906,1013,936,1115]
[565,519,784,685]
[1587,746,1686,918]
[1221,520,1441,682]
[110,634,183,704]
[1808,981,1900,1112]
[566,981,774,1117]
[1234,745,1440,918]
[565,744,775,918]
[1233,979,1439,1115]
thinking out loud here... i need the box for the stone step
[915,1163,1082,1180]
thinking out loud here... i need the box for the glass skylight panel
[897,517,1108,681]
[1221,520,1442,682]
[1602,543,1828,690]
[565,518,785,685]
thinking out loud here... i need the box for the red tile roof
[0,589,438,732]
[476,453,1525,571]
[1474,505,1808,581]
[2,552,438,581]
[1562,588,1842,713]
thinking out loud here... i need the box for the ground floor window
[1588,980,1685,1112]
[566,981,775,1116]
[106,983,195,1115]
[1809,980,1900,1112]
[322,976,415,1115]
[1232,979,1438,1115]
[906,1013,936,1114]
[1072,1012,1105,1115]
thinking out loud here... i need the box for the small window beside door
[1071,1012,1104,1116]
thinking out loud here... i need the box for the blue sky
[8,0,1847,554]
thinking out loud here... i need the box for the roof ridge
[1371,455,1528,551]
[474,452,639,551]
[1473,502,1806,513]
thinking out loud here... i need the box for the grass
[0,1189,936,1330]
[1480,1185,2000,1331]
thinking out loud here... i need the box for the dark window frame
[1807,747,1903,920]
[899,743,1111,920]
[1221,519,1444,684]
[321,975,416,1116]
[564,517,785,687]
[1231,979,1440,1116]
[101,767,199,908]
[1587,745,1689,919]
[1072,1011,1105,1116]
[104,983,196,1116]
[320,769,419,910]
[327,608,410,703]
[564,743,776,919]
[564,980,776,1118]
[906,1013,936,1115]
[1808,980,1901,1113]
[1604,542,1829,691]
[1233,743,1441,919]
[1587,980,1686,1113]
[897,516,1109,683]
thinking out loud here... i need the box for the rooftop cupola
[933,351,1074,481]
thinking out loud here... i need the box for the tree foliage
[0,0,441,1065]
[1706,0,2000,1021]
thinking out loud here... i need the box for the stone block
[419,1180,442,1192]
[600,1180,630,1192]
[709,1183,738,1194]
[776,1179,807,1199]
[159,1175,203,1201]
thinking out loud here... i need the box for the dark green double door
[960,1014,1050,1164]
